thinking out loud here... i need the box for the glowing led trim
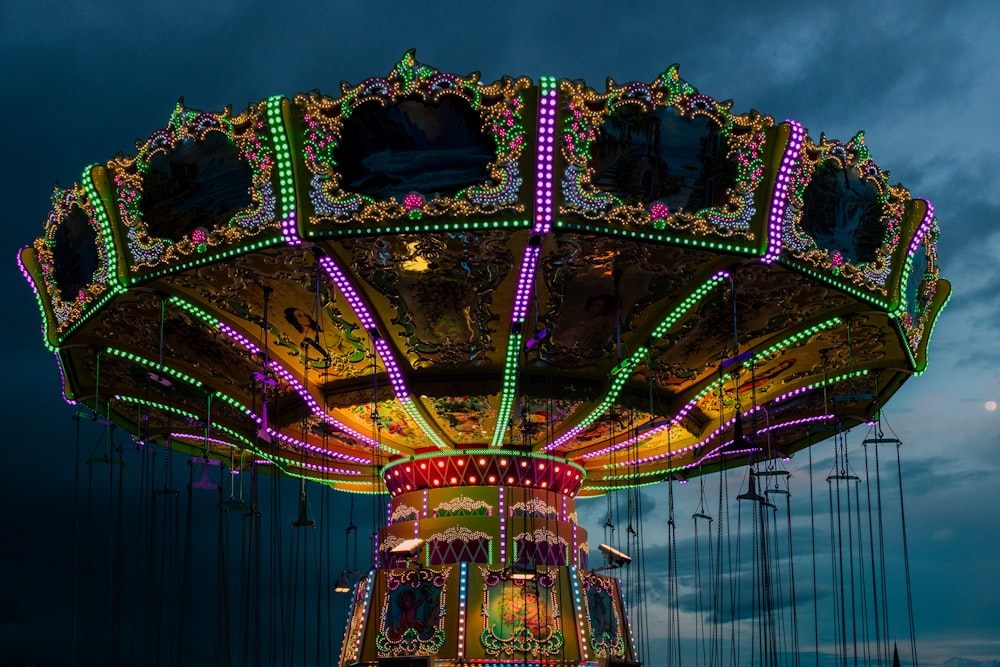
[30,176,123,341]
[54,352,78,404]
[383,449,586,477]
[569,566,589,660]
[132,237,285,284]
[312,219,531,239]
[489,77,559,448]
[572,524,578,566]
[892,202,939,361]
[266,361,384,451]
[105,347,203,388]
[458,561,469,658]
[166,294,385,453]
[113,395,198,421]
[599,415,836,481]
[610,368,867,470]
[910,288,949,377]
[265,96,301,246]
[511,244,540,324]
[53,290,120,343]
[763,120,805,263]
[16,249,57,351]
[490,331,523,447]
[131,390,364,473]
[620,575,638,658]
[399,397,448,449]
[533,77,558,234]
[777,256,891,309]
[594,316,845,465]
[80,168,122,289]
[555,221,760,254]
[906,200,935,259]
[168,432,238,449]
[319,256,447,448]
[498,484,506,563]
[550,271,730,454]
[217,322,261,355]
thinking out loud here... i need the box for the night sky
[2,1,998,665]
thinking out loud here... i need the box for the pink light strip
[317,255,378,331]
[266,361,379,455]
[511,244,540,323]
[218,322,261,355]
[532,82,557,235]
[319,253,447,448]
[763,120,805,264]
[907,200,935,256]
[212,315,380,455]
[374,337,408,400]
[280,211,301,246]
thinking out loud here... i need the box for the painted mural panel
[479,567,564,657]
[375,567,450,656]
[583,573,627,658]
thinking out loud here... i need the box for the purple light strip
[317,256,378,331]
[213,317,380,454]
[280,211,301,246]
[16,248,40,297]
[266,361,379,454]
[259,424,368,468]
[319,254,447,448]
[907,200,935,256]
[511,245,540,323]
[218,322,261,355]
[374,338,408,400]
[763,120,805,264]
[532,82,557,235]
[169,432,238,449]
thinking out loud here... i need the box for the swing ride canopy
[19,52,949,497]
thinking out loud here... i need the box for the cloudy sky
[2,1,998,665]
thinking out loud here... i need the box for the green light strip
[555,273,728,446]
[131,236,285,284]
[776,256,891,310]
[755,318,842,359]
[554,221,759,255]
[910,288,950,377]
[167,295,218,325]
[266,96,296,218]
[584,315,844,462]
[400,396,449,450]
[212,390,256,419]
[582,478,664,493]
[490,331,523,448]
[572,353,645,436]
[105,347,204,389]
[56,289,120,344]
[81,165,125,295]
[113,395,200,422]
[315,219,531,239]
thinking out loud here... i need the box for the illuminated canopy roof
[19,51,949,495]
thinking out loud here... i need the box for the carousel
[18,51,947,667]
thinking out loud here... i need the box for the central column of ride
[338,450,638,667]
